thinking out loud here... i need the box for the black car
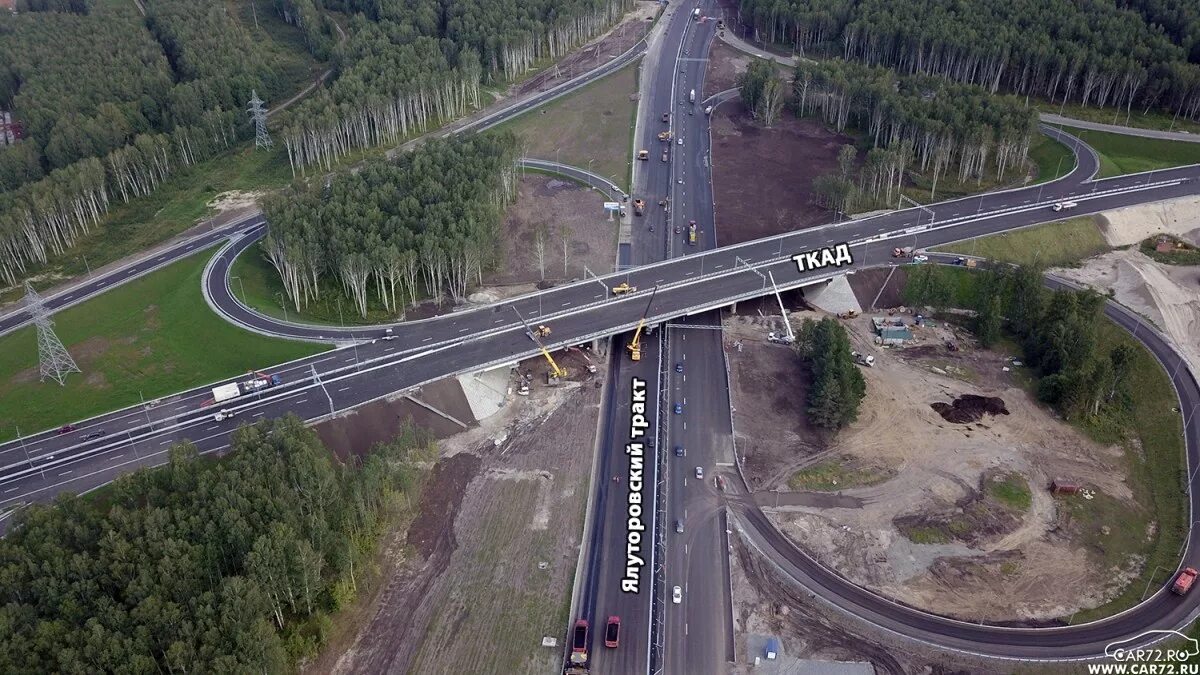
[82,430,107,441]
[674,446,685,457]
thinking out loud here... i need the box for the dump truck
[657,130,672,142]
[210,372,282,404]
[570,620,589,665]
[637,149,649,160]
[1174,568,1198,595]
[891,246,914,258]
[633,199,645,216]
[687,220,697,245]
[611,282,636,295]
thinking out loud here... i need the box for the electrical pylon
[248,90,273,150]
[24,282,80,386]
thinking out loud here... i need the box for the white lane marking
[494,319,505,323]
[206,425,219,431]
[295,399,307,404]
[422,337,432,342]
[713,264,724,269]
[685,271,695,276]
[385,346,396,352]
[252,412,265,417]
[126,269,136,275]
[58,470,72,476]
[561,302,571,307]
[174,405,189,411]
[656,279,665,283]
[344,357,354,362]
[157,256,167,261]
[459,328,469,333]
[159,439,171,445]
[185,244,194,249]
[108,454,124,460]
[337,387,351,392]
[4,487,18,493]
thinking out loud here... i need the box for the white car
[213,409,237,422]
[910,254,929,264]
[677,137,683,145]
[672,586,682,603]
[1051,201,1078,212]
[695,467,704,479]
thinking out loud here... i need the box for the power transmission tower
[24,282,80,386]
[248,90,273,150]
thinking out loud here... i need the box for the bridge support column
[729,300,737,315]
[592,338,603,356]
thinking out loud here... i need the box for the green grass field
[986,472,1032,511]
[788,456,894,492]
[1067,128,1200,178]
[0,251,326,441]
[1028,133,1076,184]
[1037,100,1200,136]
[935,217,1110,268]
[489,60,639,189]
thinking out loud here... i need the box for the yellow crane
[514,308,567,382]
[626,286,659,362]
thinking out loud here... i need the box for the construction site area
[724,284,1150,624]
[309,341,605,674]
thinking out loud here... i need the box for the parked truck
[851,351,875,367]
[1173,567,1198,595]
[688,220,697,245]
[210,372,282,404]
[657,130,672,142]
[633,199,645,215]
[891,246,914,258]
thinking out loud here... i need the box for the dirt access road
[727,310,1143,623]
[315,364,603,674]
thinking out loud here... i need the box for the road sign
[603,201,620,211]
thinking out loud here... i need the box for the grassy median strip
[1067,127,1200,178]
[934,217,1110,268]
[0,251,326,442]
[489,60,638,189]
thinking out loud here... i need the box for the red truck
[1172,567,1198,595]
[604,616,620,648]
[570,619,589,664]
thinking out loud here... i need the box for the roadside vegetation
[1027,134,1077,184]
[0,416,431,672]
[0,252,325,441]
[788,456,894,491]
[489,60,638,188]
[1036,101,1200,136]
[903,265,1187,620]
[793,317,866,429]
[935,217,1110,268]
[895,471,1031,546]
[1068,128,1200,177]
[1140,234,1200,266]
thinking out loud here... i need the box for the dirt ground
[317,377,478,458]
[314,358,602,675]
[847,267,910,312]
[704,40,749,98]
[729,533,1010,675]
[487,173,619,286]
[512,1,657,97]
[709,101,850,246]
[727,308,1145,622]
[1051,247,1200,388]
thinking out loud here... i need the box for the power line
[24,282,80,386]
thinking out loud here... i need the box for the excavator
[626,286,659,362]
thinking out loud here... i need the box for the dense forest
[798,60,1039,212]
[794,317,866,429]
[905,264,1135,421]
[0,416,430,672]
[281,0,633,173]
[734,0,1200,121]
[0,0,307,287]
[261,133,521,316]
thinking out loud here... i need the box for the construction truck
[633,199,645,216]
[570,620,589,665]
[839,310,859,319]
[891,246,914,258]
[953,257,977,268]
[1173,567,1198,595]
[535,325,552,337]
[612,282,636,295]
[689,89,696,103]
[637,149,649,161]
[688,220,697,245]
[210,371,282,404]
[213,409,237,422]
[692,8,700,19]
[851,351,875,367]
[657,130,672,142]
[1051,201,1078,212]
[767,331,794,345]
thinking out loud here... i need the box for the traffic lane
[9,175,1198,476]
[666,322,733,674]
[0,215,263,337]
[588,337,662,675]
[206,163,1199,344]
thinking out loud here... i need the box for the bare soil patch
[316,394,470,459]
[489,173,619,286]
[710,103,849,246]
[930,394,1010,424]
[724,312,827,491]
[736,311,1141,622]
[704,40,750,98]
[317,359,601,674]
[847,267,910,311]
